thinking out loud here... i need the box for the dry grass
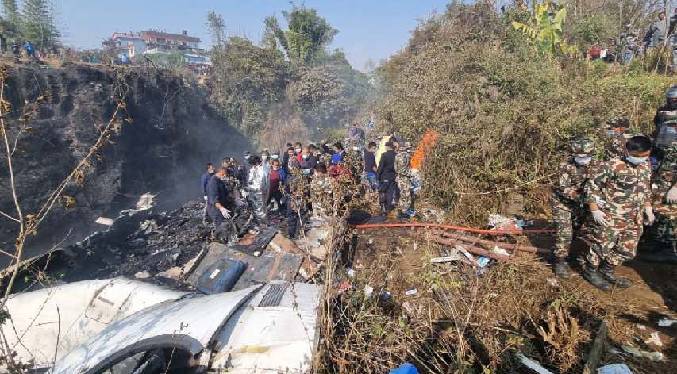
[316,227,676,373]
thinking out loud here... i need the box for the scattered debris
[134,271,150,279]
[135,192,156,210]
[597,364,633,374]
[363,285,374,297]
[621,345,665,362]
[492,246,510,256]
[515,352,554,374]
[645,331,663,347]
[95,217,114,226]
[488,214,524,232]
[196,258,247,294]
[430,254,462,263]
[389,362,419,374]
[405,288,418,296]
[657,318,677,327]
[477,256,490,268]
[156,266,182,280]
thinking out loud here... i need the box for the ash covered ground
[15,200,213,291]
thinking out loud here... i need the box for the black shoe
[554,259,572,278]
[582,264,612,291]
[599,262,632,288]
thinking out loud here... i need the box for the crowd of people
[199,85,676,293]
[200,124,421,241]
[552,85,677,291]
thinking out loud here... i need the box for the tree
[209,36,288,135]
[1,0,20,40]
[2,0,18,26]
[512,0,577,55]
[21,0,59,49]
[264,5,338,65]
[207,11,226,48]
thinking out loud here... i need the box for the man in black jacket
[377,142,398,216]
[207,167,233,241]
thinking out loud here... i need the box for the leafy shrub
[375,3,673,224]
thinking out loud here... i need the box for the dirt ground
[331,226,677,373]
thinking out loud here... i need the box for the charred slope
[0,64,250,269]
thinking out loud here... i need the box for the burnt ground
[9,200,212,292]
[324,226,677,373]
[0,63,251,270]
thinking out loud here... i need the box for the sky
[53,0,455,71]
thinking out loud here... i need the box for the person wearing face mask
[582,135,654,291]
[551,138,595,278]
[299,146,317,175]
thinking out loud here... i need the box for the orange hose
[354,222,555,236]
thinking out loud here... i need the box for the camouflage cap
[570,137,594,154]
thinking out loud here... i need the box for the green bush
[375,4,673,224]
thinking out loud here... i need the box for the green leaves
[20,0,60,49]
[267,5,338,66]
[511,1,576,57]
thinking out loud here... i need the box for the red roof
[140,30,200,43]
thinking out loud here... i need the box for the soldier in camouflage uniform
[583,135,655,291]
[647,86,677,263]
[284,159,309,238]
[395,141,415,218]
[602,117,630,160]
[551,137,595,278]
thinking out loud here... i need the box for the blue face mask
[626,155,648,165]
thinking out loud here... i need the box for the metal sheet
[211,282,321,372]
[1,278,187,368]
[53,285,260,374]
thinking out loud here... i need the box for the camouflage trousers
[552,198,584,258]
[585,214,643,267]
[650,200,677,246]
[397,177,413,212]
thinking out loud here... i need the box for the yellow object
[375,135,391,167]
